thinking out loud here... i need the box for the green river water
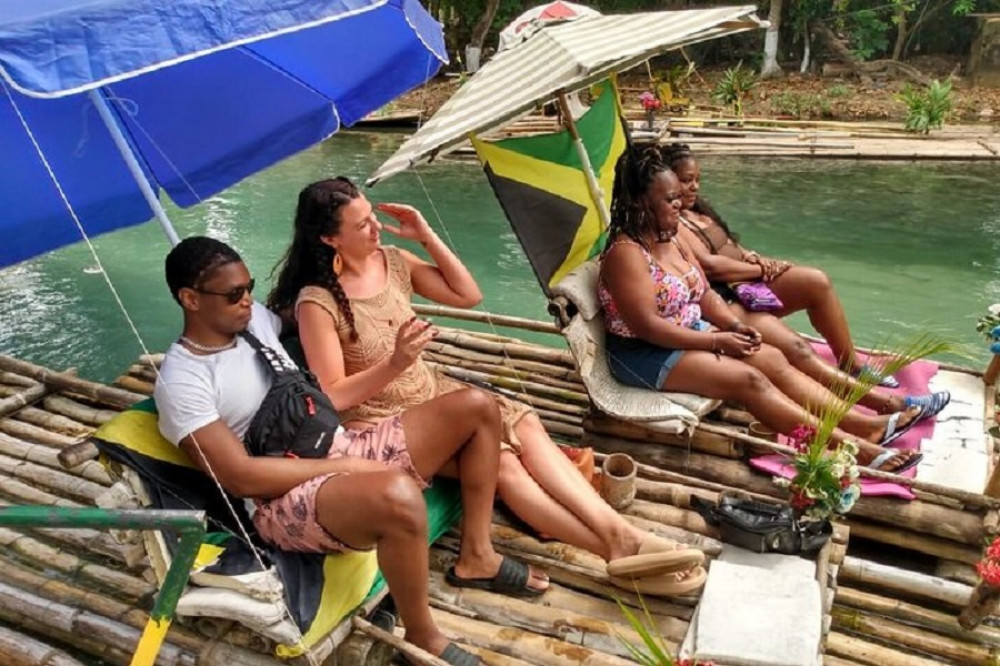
[1,130,999,382]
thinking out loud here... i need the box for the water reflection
[1,132,999,382]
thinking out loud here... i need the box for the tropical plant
[976,303,1000,343]
[775,333,954,521]
[712,62,757,116]
[615,594,715,666]
[898,78,952,133]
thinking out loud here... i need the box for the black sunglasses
[194,278,255,305]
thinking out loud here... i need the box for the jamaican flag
[473,78,627,293]
[92,399,461,657]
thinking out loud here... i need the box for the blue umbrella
[0,0,447,268]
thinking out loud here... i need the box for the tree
[466,0,501,70]
[761,0,784,79]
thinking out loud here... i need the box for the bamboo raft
[0,307,998,664]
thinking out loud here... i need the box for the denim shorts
[606,321,710,390]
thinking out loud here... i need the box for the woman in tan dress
[268,177,706,597]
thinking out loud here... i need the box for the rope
[2,79,321,666]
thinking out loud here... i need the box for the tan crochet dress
[296,246,532,453]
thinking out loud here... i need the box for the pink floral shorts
[253,415,427,553]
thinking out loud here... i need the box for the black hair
[660,142,739,244]
[164,236,243,304]
[605,142,672,254]
[267,177,360,340]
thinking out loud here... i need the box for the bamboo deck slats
[1,304,999,664]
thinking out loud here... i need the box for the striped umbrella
[368,5,763,185]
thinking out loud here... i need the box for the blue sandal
[850,364,900,389]
[904,391,951,421]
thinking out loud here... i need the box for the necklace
[179,335,237,353]
[655,230,675,244]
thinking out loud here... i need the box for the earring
[332,252,343,276]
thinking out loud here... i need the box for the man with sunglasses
[154,236,546,666]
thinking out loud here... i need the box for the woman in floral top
[600,145,929,475]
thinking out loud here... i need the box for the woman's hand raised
[377,203,434,244]
[390,317,436,372]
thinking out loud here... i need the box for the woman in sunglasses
[267,177,708,598]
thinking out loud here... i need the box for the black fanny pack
[241,330,340,459]
[691,491,831,556]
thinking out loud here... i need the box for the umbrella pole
[556,92,611,229]
[88,90,181,247]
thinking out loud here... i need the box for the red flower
[987,538,1000,560]
[788,424,816,449]
[789,491,815,509]
[977,559,1000,587]
[840,476,853,489]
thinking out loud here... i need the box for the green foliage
[847,8,892,60]
[614,594,714,666]
[771,92,832,119]
[827,84,851,98]
[662,62,697,99]
[712,62,757,116]
[898,78,952,133]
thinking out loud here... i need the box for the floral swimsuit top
[598,239,706,338]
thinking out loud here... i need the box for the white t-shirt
[155,302,295,446]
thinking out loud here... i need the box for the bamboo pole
[0,474,83,508]
[825,631,945,666]
[0,382,49,419]
[0,624,87,666]
[0,418,85,448]
[425,351,584,392]
[935,559,980,587]
[0,355,144,409]
[0,527,154,599]
[847,519,981,565]
[432,330,575,367]
[115,375,154,396]
[0,372,41,388]
[985,355,1000,386]
[429,607,642,666]
[412,303,561,335]
[0,432,110,485]
[0,452,105,502]
[427,571,680,657]
[835,585,1000,646]
[840,556,971,608]
[43,396,119,426]
[14,406,93,436]
[832,605,997,664]
[426,341,582,382]
[352,617,451,666]
[584,414,739,459]
[57,440,100,469]
[429,363,590,406]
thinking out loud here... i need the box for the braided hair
[660,142,739,244]
[605,143,671,255]
[165,236,242,305]
[267,177,360,340]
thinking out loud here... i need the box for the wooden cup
[601,453,637,510]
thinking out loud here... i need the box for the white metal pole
[88,89,181,246]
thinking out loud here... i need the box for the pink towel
[748,345,940,501]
